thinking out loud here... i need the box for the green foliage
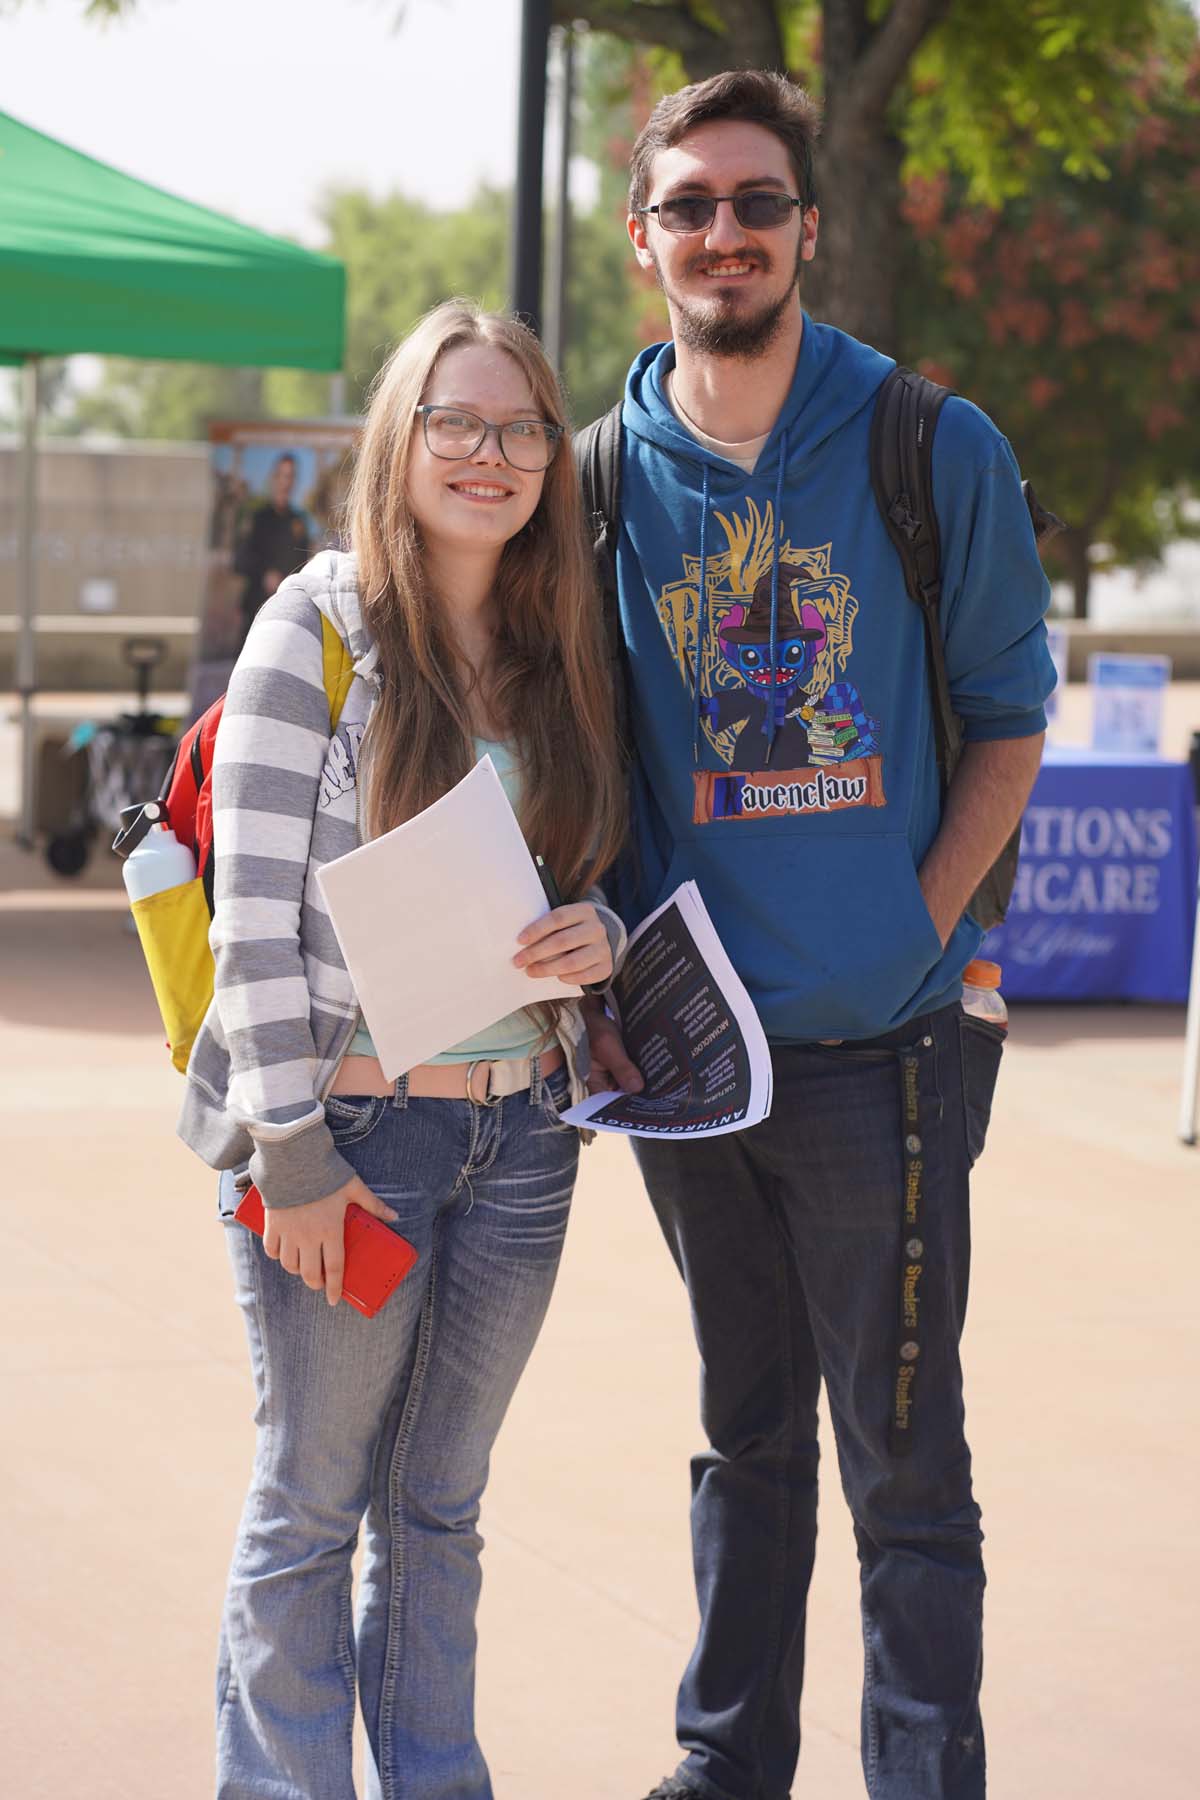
[898,38,1200,604]
[321,185,510,409]
[315,176,657,426]
[563,203,665,420]
[55,360,267,440]
[904,0,1190,203]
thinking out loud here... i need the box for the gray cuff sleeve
[584,891,628,981]
[248,1118,355,1210]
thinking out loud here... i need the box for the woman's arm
[209,586,355,1209]
[211,585,400,1303]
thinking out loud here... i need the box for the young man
[581,70,1055,1800]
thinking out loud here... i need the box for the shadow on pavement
[0,827,162,1037]
[1010,1001,1186,1046]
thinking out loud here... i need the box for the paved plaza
[1,688,1197,1799]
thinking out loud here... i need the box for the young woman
[178,301,627,1799]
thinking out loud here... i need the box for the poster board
[189,417,360,721]
[1088,652,1171,756]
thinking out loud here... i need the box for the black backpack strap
[576,400,622,516]
[574,400,622,598]
[573,402,630,759]
[870,366,959,792]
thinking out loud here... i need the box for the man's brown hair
[628,69,821,216]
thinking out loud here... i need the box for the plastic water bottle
[961,958,1007,1032]
[119,801,197,901]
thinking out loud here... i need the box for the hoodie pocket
[658,830,945,1040]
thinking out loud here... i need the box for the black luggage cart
[45,637,179,876]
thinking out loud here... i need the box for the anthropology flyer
[563,882,772,1139]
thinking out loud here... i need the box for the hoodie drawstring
[691,463,711,764]
[764,428,789,764]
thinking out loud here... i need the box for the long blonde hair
[346,300,625,895]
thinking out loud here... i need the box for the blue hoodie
[615,318,1056,1042]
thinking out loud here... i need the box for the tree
[58,360,267,439]
[898,41,1200,617]
[559,1,1179,354]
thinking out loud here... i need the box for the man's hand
[263,1176,398,1308]
[582,996,644,1095]
[514,903,613,987]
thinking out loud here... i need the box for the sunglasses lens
[657,196,716,233]
[653,193,797,233]
[735,193,795,229]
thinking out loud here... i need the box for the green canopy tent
[0,108,346,844]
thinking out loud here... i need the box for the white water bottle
[961,958,1007,1032]
[119,801,197,901]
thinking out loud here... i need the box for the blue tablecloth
[982,746,1199,1002]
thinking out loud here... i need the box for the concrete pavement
[1,814,1196,1799]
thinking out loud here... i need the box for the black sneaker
[643,1783,707,1800]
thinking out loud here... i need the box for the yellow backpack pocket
[129,875,216,1073]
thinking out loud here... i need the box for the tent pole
[15,355,40,850]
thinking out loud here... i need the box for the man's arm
[918,733,1044,947]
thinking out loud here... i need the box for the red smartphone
[234,1184,418,1319]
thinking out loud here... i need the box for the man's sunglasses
[637,191,807,235]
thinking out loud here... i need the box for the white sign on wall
[1089,652,1170,756]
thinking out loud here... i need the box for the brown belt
[328,1045,565,1104]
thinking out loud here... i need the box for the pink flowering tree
[899,43,1200,616]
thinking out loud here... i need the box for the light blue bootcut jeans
[215,1062,579,1800]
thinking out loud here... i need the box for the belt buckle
[465,1058,501,1106]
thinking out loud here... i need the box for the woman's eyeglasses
[416,405,562,472]
[637,191,806,235]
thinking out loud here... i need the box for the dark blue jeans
[634,1002,1001,1800]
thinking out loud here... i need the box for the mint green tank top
[346,740,547,1065]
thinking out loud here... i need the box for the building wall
[0,438,208,690]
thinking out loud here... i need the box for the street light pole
[511,0,551,334]
[544,25,576,374]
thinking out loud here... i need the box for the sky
[2,0,535,243]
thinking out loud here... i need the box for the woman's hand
[514,902,613,987]
[263,1176,398,1308]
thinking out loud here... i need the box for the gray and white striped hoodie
[177,549,625,1210]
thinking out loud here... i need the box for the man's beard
[651,241,805,360]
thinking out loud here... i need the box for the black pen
[535,854,609,994]
[535,854,565,911]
